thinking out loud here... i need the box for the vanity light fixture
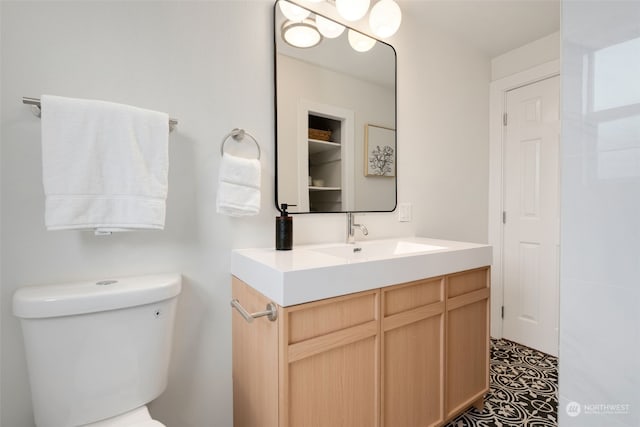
[282,19,323,48]
[335,0,371,22]
[368,0,402,38]
[334,0,402,38]
[316,14,346,38]
[279,0,311,21]
[279,0,400,50]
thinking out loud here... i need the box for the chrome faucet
[347,212,368,244]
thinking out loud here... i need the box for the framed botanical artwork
[364,124,396,177]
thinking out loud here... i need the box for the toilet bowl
[13,273,181,427]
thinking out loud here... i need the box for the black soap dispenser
[276,203,294,250]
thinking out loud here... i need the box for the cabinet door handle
[230,298,278,322]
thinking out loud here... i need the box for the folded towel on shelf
[40,94,169,232]
[216,153,261,217]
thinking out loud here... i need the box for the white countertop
[231,237,492,307]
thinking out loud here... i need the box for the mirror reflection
[274,0,397,213]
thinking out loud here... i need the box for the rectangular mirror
[274,0,397,213]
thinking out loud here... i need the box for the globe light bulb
[279,0,310,22]
[316,15,345,39]
[348,29,376,52]
[282,19,322,48]
[335,0,370,22]
[369,0,402,38]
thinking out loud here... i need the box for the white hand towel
[41,95,169,231]
[216,153,261,217]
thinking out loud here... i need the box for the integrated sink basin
[311,240,447,261]
[231,237,491,307]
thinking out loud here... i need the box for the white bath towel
[216,153,261,217]
[41,95,169,232]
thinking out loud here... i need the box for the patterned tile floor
[444,338,558,427]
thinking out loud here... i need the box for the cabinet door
[281,290,380,427]
[381,277,445,427]
[445,268,490,420]
[232,277,279,427]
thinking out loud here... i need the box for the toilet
[13,273,182,427]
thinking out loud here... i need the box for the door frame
[488,59,560,339]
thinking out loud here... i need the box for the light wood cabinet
[232,277,279,427]
[281,288,380,427]
[445,268,491,420]
[232,277,379,427]
[381,277,445,427]
[232,267,489,427]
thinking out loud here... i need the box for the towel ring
[220,128,261,160]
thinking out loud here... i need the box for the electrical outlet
[398,203,412,222]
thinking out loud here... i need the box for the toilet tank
[13,274,182,427]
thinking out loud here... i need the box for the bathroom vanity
[230,238,491,427]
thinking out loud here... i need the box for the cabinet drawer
[288,290,378,344]
[382,277,444,317]
[447,268,488,299]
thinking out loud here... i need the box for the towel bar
[22,96,178,132]
[220,128,261,160]
[230,298,277,322]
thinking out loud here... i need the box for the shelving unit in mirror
[308,113,343,212]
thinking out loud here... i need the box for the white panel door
[503,75,560,356]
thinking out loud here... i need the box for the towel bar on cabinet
[230,298,277,322]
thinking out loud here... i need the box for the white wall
[0,3,277,426]
[559,1,640,426]
[0,1,491,426]
[398,5,491,244]
[491,31,560,81]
